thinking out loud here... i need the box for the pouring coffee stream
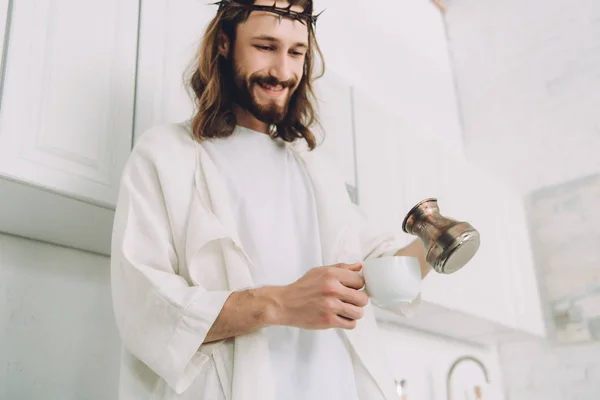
[402,198,481,274]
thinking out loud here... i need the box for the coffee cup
[359,256,421,308]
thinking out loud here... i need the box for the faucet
[446,355,490,400]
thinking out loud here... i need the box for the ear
[218,31,231,58]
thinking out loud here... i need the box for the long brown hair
[185,0,325,150]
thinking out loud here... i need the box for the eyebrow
[251,35,308,49]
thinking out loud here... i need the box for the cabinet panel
[505,192,547,336]
[312,71,356,189]
[0,0,139,207]
[397,130,444,213]
[447,167,517,329]
[353,88,407,237]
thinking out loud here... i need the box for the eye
[255,45,274,51]
[289,50,306,58]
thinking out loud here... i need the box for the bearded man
[110,1,431,399]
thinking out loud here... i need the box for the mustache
[250,74,297,89]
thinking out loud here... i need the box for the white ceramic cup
[359,256,422,307]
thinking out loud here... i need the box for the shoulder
[129,120,198,168]
[118,120,201,191]
[132,121,196,162]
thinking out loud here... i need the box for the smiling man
[110,1,430,400]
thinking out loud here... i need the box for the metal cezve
[402,198,481,274]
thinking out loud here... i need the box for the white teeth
[262,84,283,92]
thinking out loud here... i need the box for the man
[110,1,431,399]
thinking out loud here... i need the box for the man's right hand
[271,263,370,330]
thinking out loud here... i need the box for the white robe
[110,121,420,400]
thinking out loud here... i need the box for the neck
[233,105,270,135]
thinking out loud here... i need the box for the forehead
[236,1,309,44]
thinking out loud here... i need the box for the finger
[338,286,369,308]
[333,268,365,290]
[336,301,365,321]
[335,262,363,272]
[334,315,358,330]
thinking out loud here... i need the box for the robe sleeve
[110,143,233,394]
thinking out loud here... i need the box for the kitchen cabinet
[0,0,139,207]
[352,88,546,343]
[0,0,140,255]
[353,87,409,239]
[312,71,357,200]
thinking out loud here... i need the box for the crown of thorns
[213,0,323,27]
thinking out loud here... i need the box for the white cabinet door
[353,87,408,237]
[312,70,356,192]
[504,193,547,337]
[0,0,139,207]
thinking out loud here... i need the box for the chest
[178,139,361,290]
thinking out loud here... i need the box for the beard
[231,64,298,125]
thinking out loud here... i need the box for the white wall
[445,0,600,399]
[445,0,600,196]
[0,233,121,400]
[498,339,600,400]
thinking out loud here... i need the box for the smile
[257,83,287,97]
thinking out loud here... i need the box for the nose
[268,52,292,83]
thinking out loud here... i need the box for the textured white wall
[498,340,600,400]
[0,233,121,400]
[445,0,600,399]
